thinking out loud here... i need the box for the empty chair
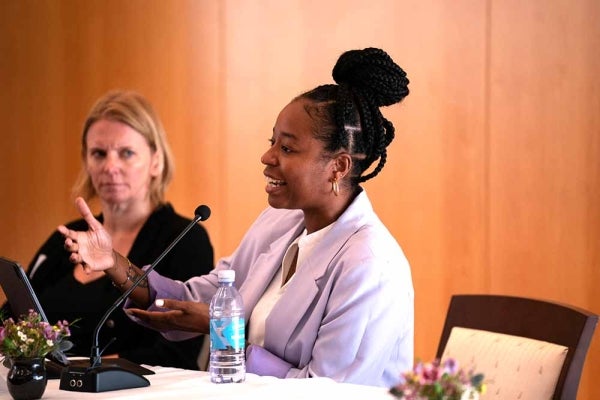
[436,294,598,400]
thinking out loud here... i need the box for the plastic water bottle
[209,269,246,383]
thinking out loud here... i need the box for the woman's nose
[102,153,121,172]
[260,147,277,166]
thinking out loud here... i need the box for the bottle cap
[217,269,235,283]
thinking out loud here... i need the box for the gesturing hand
[58,197,115,272]
[126,299,210,334]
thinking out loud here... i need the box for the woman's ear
[150,151,163,178]
[333,153,352,180]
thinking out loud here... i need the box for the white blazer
[136,189,414,387]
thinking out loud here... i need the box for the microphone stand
[59,205,211,392]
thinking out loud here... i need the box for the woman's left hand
[126,299,209,334]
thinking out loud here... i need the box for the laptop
[0,256,49,322]
[0,256,154,378]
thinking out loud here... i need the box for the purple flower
[0,311,73,359]
[443,358,458,375]
[390,358,485,399]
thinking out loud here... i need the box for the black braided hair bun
[332,47,409,107]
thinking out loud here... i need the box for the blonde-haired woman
[27,90,214,370]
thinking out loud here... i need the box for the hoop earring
[332,178,339,196]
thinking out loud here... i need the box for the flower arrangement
[0,309,73,361]
[390,358,485,400]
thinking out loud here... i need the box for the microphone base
[59,365,150,392]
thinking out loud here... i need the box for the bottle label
[210,317,245,351]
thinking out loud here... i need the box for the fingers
[75,197,103,232]
[64,237,75,250]
[126,308,150,320]
[127,302,208,333]
[68,252,79,264]
[58,225,78,243]
[61,229,85,269]
[68,253,86,270]
[154,298,187,310]
[126,309,155,327]
[153,299,209,315]
[66,247,90,272]
[57,225,69,236]
[58,197,101,236]
[126,308,183,332]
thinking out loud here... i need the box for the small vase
[6,357,47,400]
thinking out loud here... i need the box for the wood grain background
[1,0,598,397]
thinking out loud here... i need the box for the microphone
[59,205,211,392]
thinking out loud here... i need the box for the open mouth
[265,177,286,187]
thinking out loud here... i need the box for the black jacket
[26,203,214,370]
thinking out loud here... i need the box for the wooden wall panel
[0,1,78,267]
[0,0,598,398]
[489,1,600,398]
[219,0,488,367]
[0,0,222,261]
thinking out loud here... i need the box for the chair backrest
[436,294,598,400]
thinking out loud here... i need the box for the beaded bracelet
[111,257,133,289]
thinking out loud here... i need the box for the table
[0,364,396,399]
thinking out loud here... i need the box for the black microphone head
[194,205,211,221]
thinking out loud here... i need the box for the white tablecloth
[0,364,396,399]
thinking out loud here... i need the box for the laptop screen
[0,256,48,322]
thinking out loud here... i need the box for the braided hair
[297,47,409,185]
